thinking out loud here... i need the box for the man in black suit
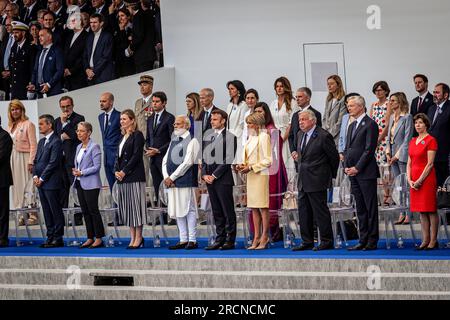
[199,88,219,134]
[289,87,322,162]
[0,17,14,99]
[20,0,42,25]
[47,0,67,29]
[202,109,237,250]
[0,116,13,248]
[33,114,65,248]
[292,109,339,251]
[42,11,64,49]
[91,0,111,31]
[125,0,157,72]
[79,0,93,14]
[427,83,450,187]
[344,96,380,251]
[54,96,85,212]
[145,91,175,202]
[9,21,36,100]
[411,74,434,117]
[63,19,88,91]
[83,13,114,85]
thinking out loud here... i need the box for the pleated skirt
[117,182,147,227]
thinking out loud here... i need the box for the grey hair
[200,88,214,98]
[348,95,366,108]
[299,109,317,123]
[176,115,191,129]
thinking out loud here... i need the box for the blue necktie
[37,48,48,85]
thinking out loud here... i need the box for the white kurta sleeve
[162,142,170,179]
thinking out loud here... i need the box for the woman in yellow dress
[237,112,272,250]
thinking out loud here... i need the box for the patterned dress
[371,101,388,165]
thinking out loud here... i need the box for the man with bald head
[98,92,121,190]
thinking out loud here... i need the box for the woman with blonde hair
[237,112,272,250]
[114,109,147,249]
[6,100,38,224]
[186,92,202,136]
[323,75,347,146]
[270,76,297,180]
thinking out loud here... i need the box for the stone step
[1,256,450,273]
[0,268,450,292]
[0,283,449,300]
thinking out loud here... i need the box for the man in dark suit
[79,0,93,14]
[98,92,121,191]
[199,88,219,134]
[411,74,434,137]
[202,109,237,250]
[9,21,36,100]
[0,17,14,99]
[54,96,85,214]
[33,114,65,248]
[83,13,114,85]
[145,91,175,202]
[427,83,450,187]
[42,11,64,49]
[20,0,42,25]
[292,109,339,251]
[0,116,13,248]
[47,0,67,29]
[28,28,64,98]
[344,96,380,251]
[289,87,322,160]
[63,23,88,91]
[125,0,157,72]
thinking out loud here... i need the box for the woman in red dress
[407,113,439,250]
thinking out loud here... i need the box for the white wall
[162,0,450,114]
[37,67,175,145]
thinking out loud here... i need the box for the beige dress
[243,132,272,208]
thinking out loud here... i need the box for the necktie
[432,106,441,125]
[104,113,109,133]
[25,8,30,21]
[300,133,307,153]
[153,113,159,129]
[37,48,48,85]
[348,121,357,141]
[3,36,13,69]
[417,97,423,112]
[203,111,209,128]
[44,138,49,147]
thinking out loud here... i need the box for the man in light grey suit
[386,92,413,178]
[134,75,154,187]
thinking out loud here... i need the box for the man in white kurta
[162,116,200,249]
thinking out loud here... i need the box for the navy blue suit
[31,45,64,97]
[83,30,114,85]
[33,132,64,242]
[146,109,175,198]
[344,114,379,246]
[99,109,122,190]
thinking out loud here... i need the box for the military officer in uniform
[9,21,36,100]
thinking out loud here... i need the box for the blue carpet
[0,238,449,260]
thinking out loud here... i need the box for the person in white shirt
[163,115,200,250]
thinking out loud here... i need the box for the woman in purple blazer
[72,122,105,248]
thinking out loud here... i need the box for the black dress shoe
[205,242,223,250]
[313,243,334,251]
[292,243,314,251]
[185,242,198,250]
[220,242,235,250]
[45,240,64,248]
[39,239,53,248]
[347,243,366,251]
[363,243,377,251]
[169,242,188,250]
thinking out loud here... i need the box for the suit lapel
[393,115,405,139]
[350,115,367,143]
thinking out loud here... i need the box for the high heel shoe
[89,241,104,249]
[255,238,270,250]
[247,238,260,250]
[130,239,145,249]
[425,242,439,250]
[79,240,94,249]
[394,215,405,225]
[415,242,429,251]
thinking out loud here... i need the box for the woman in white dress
[269,77,298,181]
[226,80,248,183]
